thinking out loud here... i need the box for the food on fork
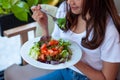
[40,8,66,30]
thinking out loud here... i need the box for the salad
[57,18,66,30]
[29,39,72,65]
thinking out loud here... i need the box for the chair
[4,64,54,80]
[4,4,58,80]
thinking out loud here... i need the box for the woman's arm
[74,61,120,80]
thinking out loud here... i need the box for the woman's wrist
[40,35,51,41]
[42,27,49,35]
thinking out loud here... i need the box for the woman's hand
[31,5,49,36]
[31,5,48,28]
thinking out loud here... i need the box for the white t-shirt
[52,1,120,74]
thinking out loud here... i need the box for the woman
[31,0,120,80]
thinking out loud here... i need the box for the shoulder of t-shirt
[105,17,119,39]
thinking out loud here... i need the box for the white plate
[20,37,82,70]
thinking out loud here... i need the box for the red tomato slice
[53,50,59,56]
[41,49,47,54]
[41,43,47,50]
[48,49,54,56]
[38,54,46,61]
[48,40,59,46]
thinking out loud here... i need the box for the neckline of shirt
[68,30,86,37]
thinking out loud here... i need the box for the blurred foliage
[0,0,38,21]
[39,0,63,6]
[0,0,64,21]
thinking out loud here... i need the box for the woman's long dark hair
[64,0,120,49]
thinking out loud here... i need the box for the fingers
[32,11,41,21]
[32,11,44,21]
[31,5,43,21]
[31,4,48,28]
[31,6,36,12]
[31,4,41,12]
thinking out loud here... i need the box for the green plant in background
[39,0,50,4]
[0,0,39,21]
[39,0,58,5]
[0,0,63,21]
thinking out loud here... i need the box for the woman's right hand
[31,5,49,36]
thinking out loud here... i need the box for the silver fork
[40,8,66,30]
[40,8,58,24]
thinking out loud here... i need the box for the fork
[40,8,66,30]
[40,8,58,24]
